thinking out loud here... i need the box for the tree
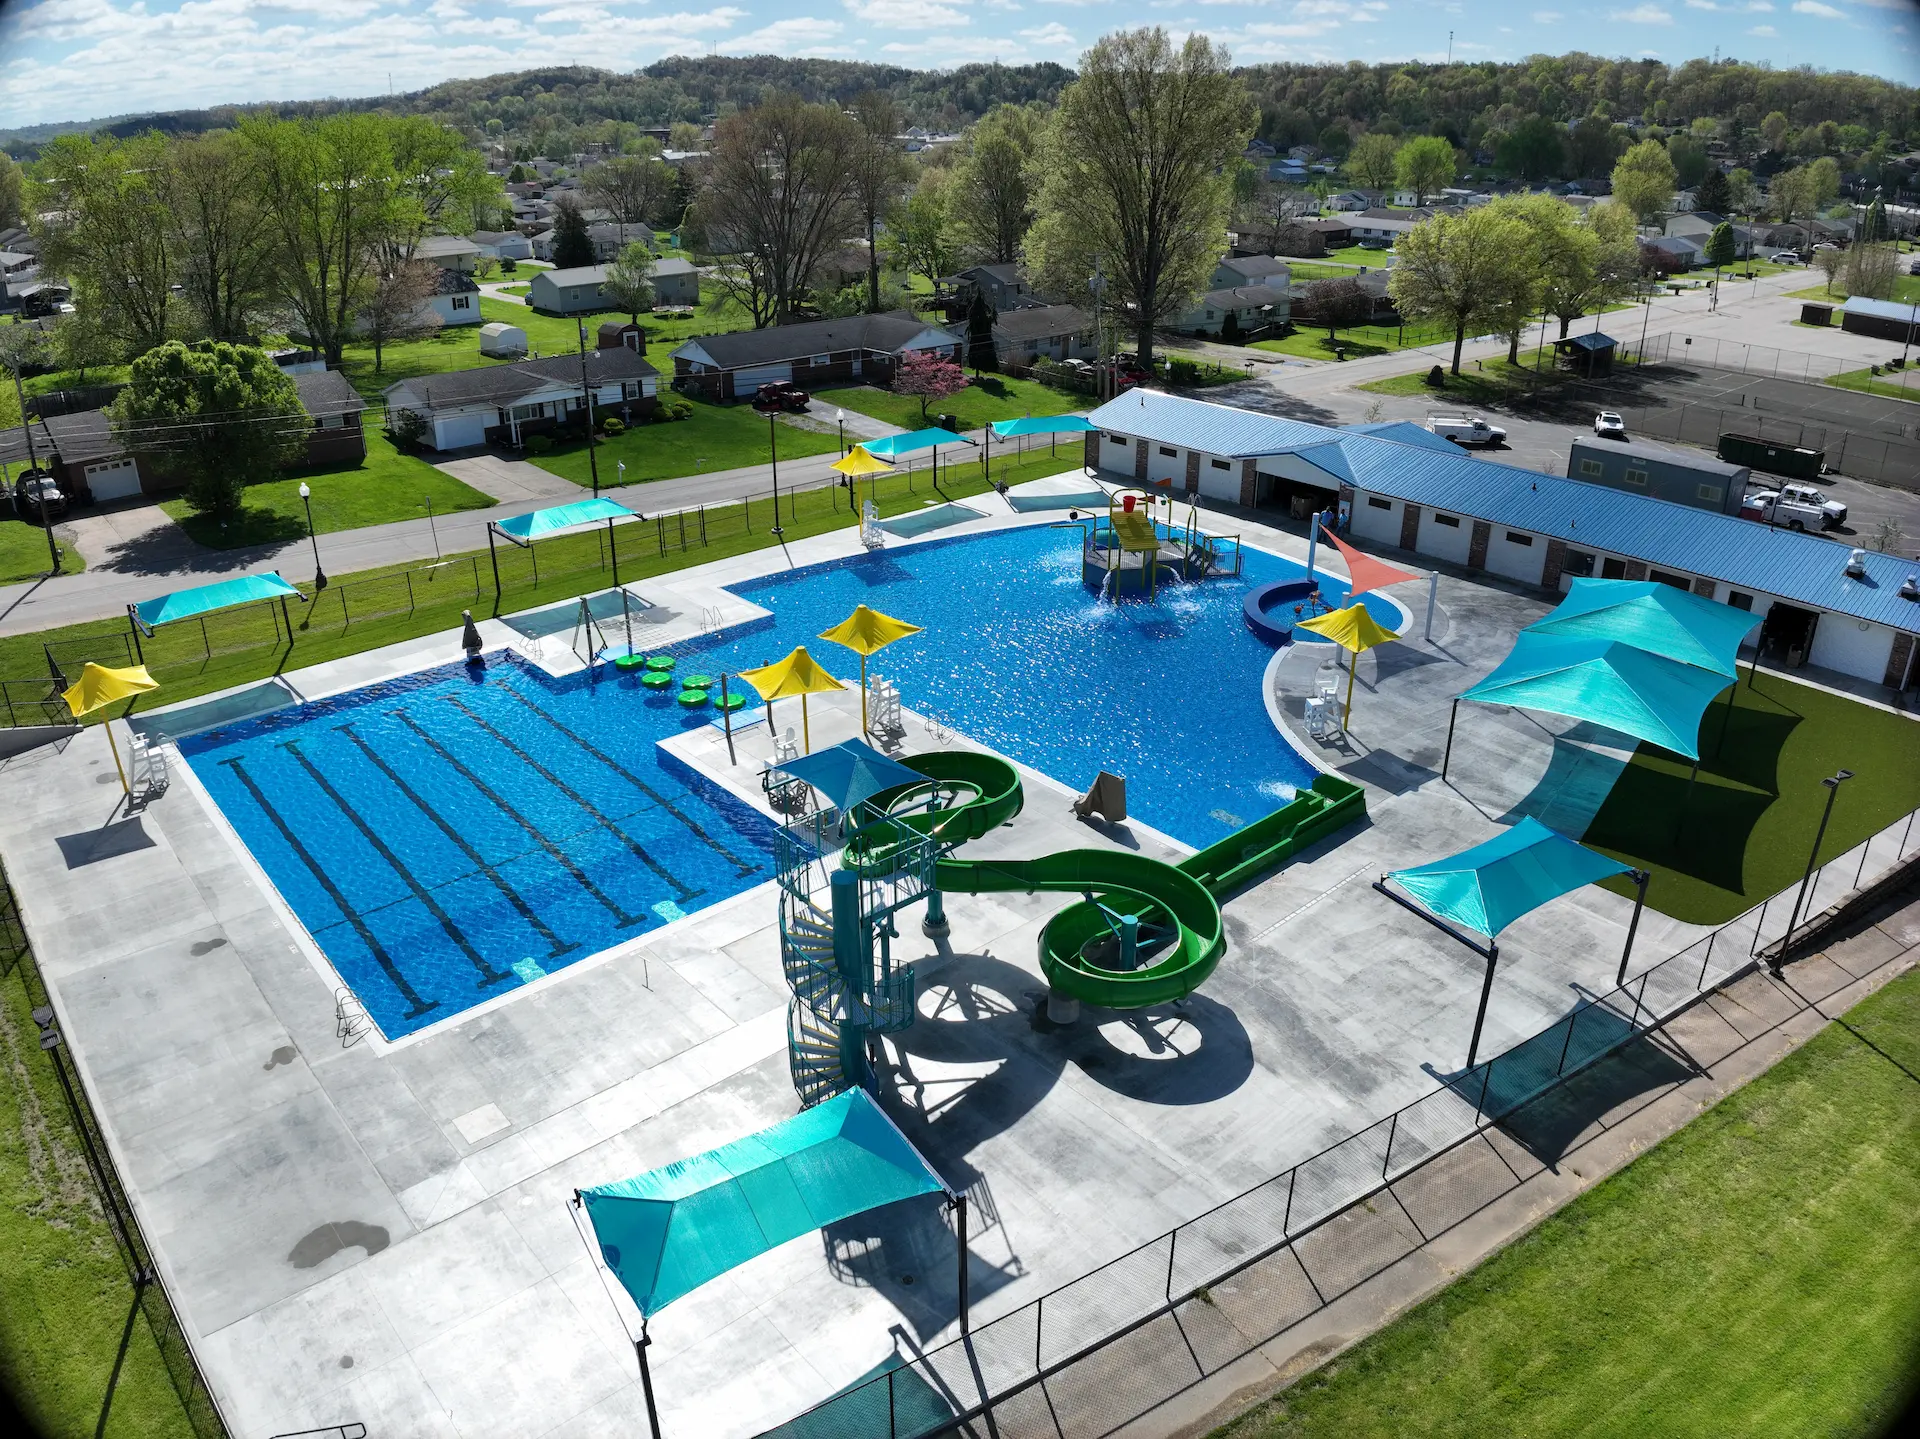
[1761,111,1789,153]
[549,197,597,268]
[110,340,307,520]
[697,93,861,327]
[1861,194,1888,245]
[1814,246,1845,295]
[1804,156,1842,212]
[602,240,657,321]
[1842,242,1898,301]
[1238,177,1314,256]
[31,131,177,352]
[1388,207,1533,374]
[1770,166,1813,228]
[167,131,276,342]
[947,103,1042,265]
[1301,276,1370,340]
[1487,193,1632,342]
[1666,133,1709,191]
[244,114,398,367]
[1495,116,1565,182]
[357,262,443,374]
[1568,116,1623,179]
[1694,166,1731,217]
[585,153,674,246]
[385,117,496,266]
[886,171,958,293]
[1610,139,1678,221]
[848,90,911,312]
[965,288,997,371]
[1395,135,1456,205]
[0,153,24,231]
[892,348,967,420]
[51,309,121,383]
[1704,221,1738,274]
[1024,28,1256,369]
[668,122,705,153]
[1725,168,1758,219]
[1347,132,1399,192]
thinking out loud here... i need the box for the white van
[1427,414,1507,448]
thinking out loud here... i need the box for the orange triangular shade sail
[1322,525,1418,598]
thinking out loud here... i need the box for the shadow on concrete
[55,817,154,868]
[821,1190,1019,1343]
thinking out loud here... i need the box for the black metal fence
[757,803,1920,1439]
[0,870,232,1438]
[1637,331,1920,397]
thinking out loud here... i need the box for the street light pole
[767,411,782,534]
[1783,769,1853,954]
[834,408,846,455]
[298,482,326,590]
[7,361,59,574]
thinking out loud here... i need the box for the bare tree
[166,131,277,342]
[602,240,657,322]
[848,91,911,312]
[585,151,675,247]
[697,94,862,327]
[1238,177,1315,255]
[1841,242,1898,301]
[357,261,443,374]
[1300,277,1370,341]
[947,104,1042,264]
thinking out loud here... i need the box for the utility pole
[577,321,602,497]
[6,361,60,574]
[1089,255,1108,404]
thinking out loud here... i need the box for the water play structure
[774,743,1365,1105]
[1079,488,1244,599]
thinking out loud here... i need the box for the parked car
[1768,251,1801,265]
[1427,414,1507,448]
[1594,410,1627,439]
[751,380,810,413]
[10,471,66,521]
[1749,483,1848,531]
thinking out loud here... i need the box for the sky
[0,0,1915,131]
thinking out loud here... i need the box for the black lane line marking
[335,723,577,962]
[280,740,513,990]
[441,696,702,903]
[219,757,439,1021]
[495,685,760,878]
[392,709,648,929]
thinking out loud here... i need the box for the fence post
[405,570,415,615]
[1280,1167,1296,1235]
[699,504,707,545]
[1164,1230,1178,1302]
[1473,1060,1493,1124]
[1034,1295,1044,1372]
[1556,1011,1578,1075]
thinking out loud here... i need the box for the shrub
[387,407,430,452]
[601,417,625,436]
[654,396,693,422]
[525,435,554,455]
[1424,364,1447,388]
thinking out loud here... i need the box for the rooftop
[672,311,956,371]
[386,348,658,409]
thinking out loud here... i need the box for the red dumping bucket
[1123,495,1136,512]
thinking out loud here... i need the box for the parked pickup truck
[1746,483,1848,531]
[1427,414,1507,448]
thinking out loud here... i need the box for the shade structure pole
[487,526,502,604]
[104,718,130,796]
[720,674,736,765]
[1675,757,1700,840]
[1616,869,1650,987]
[1465,942,1498,1071]
[955,1192,971,1333]
[1305,517,1319,579]
[1714,681,1736,756]
[608,515,620,590]
[1425,572,1438,643]
[1442,697,1459,780]
[1343,651,1356,729]
[801,693,811,754]
[125,608,145,665]
[634,1327,663,1439]
[859,654,869,736]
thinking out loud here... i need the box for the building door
[83,459,142,501]
[1761,602,1819,665]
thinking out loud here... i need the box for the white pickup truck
[1748,483,1848,531]
[1427,414,1507,448]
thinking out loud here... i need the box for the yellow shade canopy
[737,647,847,701]
[831,445,895,477]
[1296,603,1399,655]
[818,605,923,658]
[63,662,159,718]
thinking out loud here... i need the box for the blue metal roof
[1087,390,1920,635]
[1842,296,1920,325]
[1342,420,1461,454]
[1563,332,1616,351]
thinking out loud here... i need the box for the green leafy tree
[1388,207,1533,374]
[1024,27,1257,368]
[947,103,1042,265]
[1610,139,1678,221]
[886,171,958,292]
[1804,156,1842,211]
[1861,194,1888,245]
[385,116,497,266]
[1705,221,1738,273]
[1495,116,1565,182]
[1761,111,1789,153]
[31,131,177,352]
[965,288,998,370]
[1666,132,1709,191]
[1347,132,1400,192]
[550,197,597,268]
[602,239,657,321]
[849,91,911,311]
[585,152,675,246]
[1395,135,1456,205]
[1568,116,1623,180]
[1694,166,1731,217]
[110,341,307,520]
[1725,168,1758,219]
[167,130,278,343]
[0,152,24,231]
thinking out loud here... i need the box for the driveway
[434,453,580,504]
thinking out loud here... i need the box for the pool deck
[0,474,1724,1439]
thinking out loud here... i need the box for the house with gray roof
[384,348,658,451]
[669,311,959,402]
[990,304,1093,366]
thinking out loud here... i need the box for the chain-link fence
[1637,331,1920,397]
[1,871,233,1439]
[757,803,1920,1439]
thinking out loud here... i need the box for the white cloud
[1790,0,1842,14]
[844,0,968,24]
[1609,4,1673,21]
[1019,22,1076,45]
[1532,8,1563,18]
[1748,22,1777,31]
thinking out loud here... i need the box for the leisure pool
[182,523,1395,1037]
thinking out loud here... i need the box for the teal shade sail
[494,497,636,541]
[860,428,976,459]
[778,739,927,813]
[1387,816,1630,938]
[1458,632,1732,760]
[1524,578,1757,678]
[990,416,1094,439]
[132,572,302,628]
[579,1088,949,1318]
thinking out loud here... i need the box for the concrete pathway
[432,453,579,504]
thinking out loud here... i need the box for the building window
[1578,459,1603,477]
[1697,484,1723,502]
[1624,468,1649,487]
[1434,513,1461,528]
[1651,569,1691,590]
[1108,434,1129,446]
[1158,446,1178,458]
[1601,557,1627,579]
[1728,591,1753,611]
[1563,549,1596,577]
[1367,496,1392,510]
[810,354,830,365]
[1505,531,1533,546]
[452,295,471,310]
[1210,458,1231,470]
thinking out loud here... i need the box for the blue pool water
[183,524,1398,1038]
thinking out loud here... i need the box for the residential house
[425,269,482,327]
[1266,158,1311,183]
[1298,216,1354,249]
[529,264,615,314]
[416,235,480,272]
[1179,284,1289,336]
[1211,254,1291,289]
[991,304,1093,366]
[669,311,960,402]
[937,264,1032,316]
[384,348,659,451]
[0,251,36,286]
[1390,188,1423,208]
[1349,208,1433,245]
[1326,191,1376,212]
[1243,139,1278,161]
[1641,234,1705,271]
[1664,212,1758,259]
[650,258,699,307]
[469,230,534,263]
[292,370,369,467]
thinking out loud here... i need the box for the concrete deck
[0,480,1779,1439]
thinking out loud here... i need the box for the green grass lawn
[1218,962,1920,1439]
[1826,368,1920,403]
[338,325,494,400]
[1357,352,1566,405]
[1253,320,1458,361]
[497,284,530,297]
[528,398,842,487]
[490,290,757,354]
[0,515,84,584]
[819,373,1081,431]
[157,426,494,549]
[1786,274,1920,305]
[1579,669,1920,923]
[1285,262,1356,282]
[1,942,198,1439]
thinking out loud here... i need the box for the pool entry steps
[773,750,1366,1107]
[1074,488,1244,600]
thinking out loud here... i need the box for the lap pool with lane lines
[182,523,1399,1039]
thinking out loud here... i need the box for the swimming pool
[182,522,1394,1038]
